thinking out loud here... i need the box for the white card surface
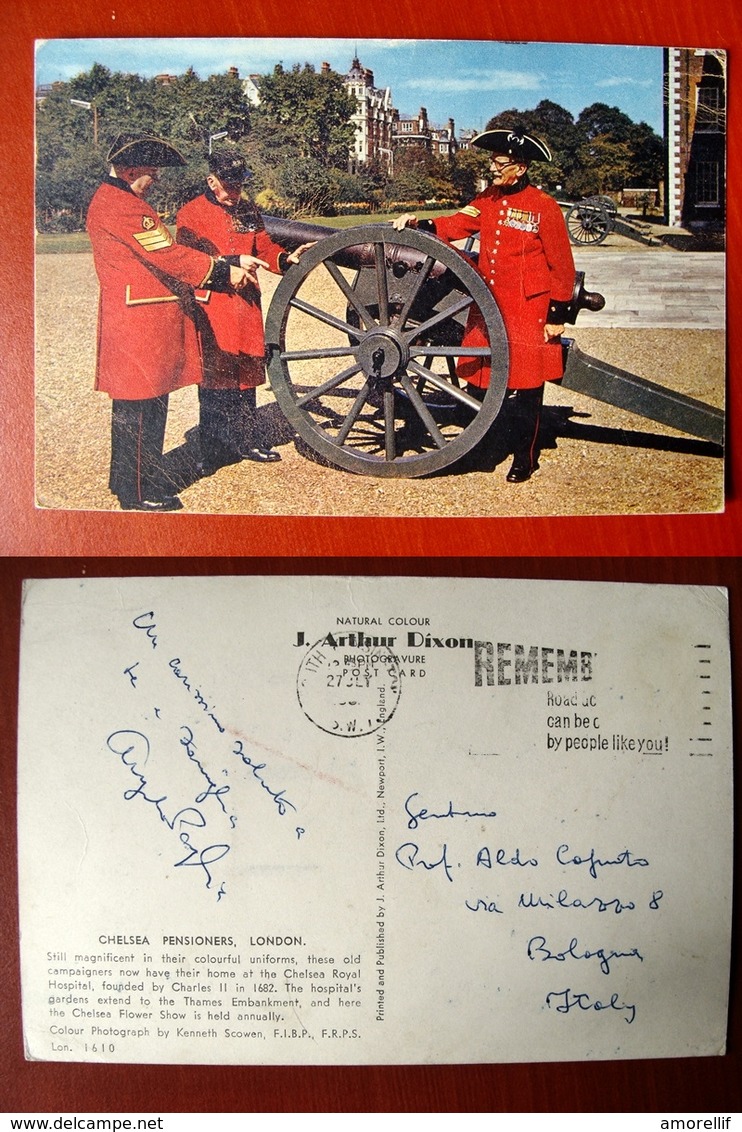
[17,576,733,1064]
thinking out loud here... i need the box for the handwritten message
[108,610,304,901]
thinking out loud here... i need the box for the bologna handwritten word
[527,934,644,975]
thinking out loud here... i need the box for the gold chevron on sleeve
[132,220,174,251]
[459,205,481,218]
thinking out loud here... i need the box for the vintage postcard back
[17,576,732,1063]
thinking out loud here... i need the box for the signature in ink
[106,728,230,892]
[404,791,497,831]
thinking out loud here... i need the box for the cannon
[262,217,723,478]
[562,196,663,247]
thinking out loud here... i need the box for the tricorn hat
[471,129,552,163]
[107,133,187,167]
[208,151,251,184]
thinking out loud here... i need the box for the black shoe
[506,457,538,483]
[196,459,221,478]
[239,446,282,463]
[118,494,183,511]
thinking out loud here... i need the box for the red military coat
[86,178,216,400]
[431,180,575,389]
[176,193,288,390]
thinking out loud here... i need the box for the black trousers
[506,386,544,470]
[467,384,544,467]
[199,386,258,462]
[109,396,169,504]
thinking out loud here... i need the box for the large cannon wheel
[565,200,612,246]
[264,225,509,477]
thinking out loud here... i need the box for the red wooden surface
[0,555,740,1112]
[0,0,740,557]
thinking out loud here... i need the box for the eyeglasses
[491,157,517,171]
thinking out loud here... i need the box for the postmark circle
[296,635,402,737]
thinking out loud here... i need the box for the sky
[35,38,665,135]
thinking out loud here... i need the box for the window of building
[695,160,721,207]
[696,85,724,132]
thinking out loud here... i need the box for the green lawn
[36,231,94,254]
[35,210,445,253]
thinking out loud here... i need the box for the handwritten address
[394,790,663,1025]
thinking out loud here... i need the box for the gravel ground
[35,251,725,518]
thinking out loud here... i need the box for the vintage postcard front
[35,40,725,518]
[17,576,732,1064]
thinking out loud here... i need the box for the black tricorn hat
[208,151,251,184]
[107,133,187,167]
[471,129,552,163]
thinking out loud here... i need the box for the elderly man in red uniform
[86,133,250,510]
[176,152,312,475]
[394,129,575,482]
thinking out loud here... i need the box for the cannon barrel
[263,214,448,279]
[263,215,606,320]
[565,271,606,324]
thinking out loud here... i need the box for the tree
[36,147,102,226]
[36,63,254,227]
[570,103,662,196]
[247,63,356,215]
[449,147,490,204]
[386,145,455,203]
[275,157,337,216]
[147,68,250,152]
[483,98,662,198]
[357,156,390,207]
[251,63,356,166]
[575,102,635,144]
[626,121,664,187]
[569,136,633,197]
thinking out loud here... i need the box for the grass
[36,231,94,254]
[35,210,445,253]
